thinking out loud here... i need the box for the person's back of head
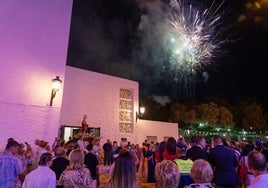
[7,137,15,143]
[248,151,267,173]
[39,152,53,166]
[177,141,187,156]
[39,140,48,148]
[242,143,255,156]
[55,147,66,157]
[110,149,136,188]
[5,140,20,150]
[86,143,93,152]
[166,137,177,155]
[5,140,20,155]
[155,160,180,188]
[159,141,166,153]
[190,135,197,146]
[190,159,213,184]
[213,135,223,146]
[196,137,207,149]
[68,149,84,170]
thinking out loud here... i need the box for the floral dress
[186,183,215,188]
[58,167,92,188]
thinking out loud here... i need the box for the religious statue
[81,115,88,133]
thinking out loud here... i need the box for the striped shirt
[0,150,23,188]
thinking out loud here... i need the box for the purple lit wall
[0,1,73,148]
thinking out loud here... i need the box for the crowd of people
[1,134,268,188]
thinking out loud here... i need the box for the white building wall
[0,0,73,148]
[136,120,179,144]
[60,66,139,145]
[60,66,178,145]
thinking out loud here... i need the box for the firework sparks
[164,0,226,97]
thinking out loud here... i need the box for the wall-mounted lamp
[136,106,145,122]
[49,76,62,106]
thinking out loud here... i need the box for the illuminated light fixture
[136,106,145,122]
[49,76,62,106]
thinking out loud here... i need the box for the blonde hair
[155,160,180,188]
[109,149,137,188]
[68,149,85,170]
[190,159,213,183]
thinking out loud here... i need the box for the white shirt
[22,166,56,188]
[248,174,268,188]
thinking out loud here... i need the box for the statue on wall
[81,114,88,133]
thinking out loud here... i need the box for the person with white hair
[155,160,180,188]
[247,151,268,188]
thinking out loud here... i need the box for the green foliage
[197,102,219,127]
[242,102,265,129]
[218,106,234,127]
[142,96,267,131]
[170,102,196,124]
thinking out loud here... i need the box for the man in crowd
[22,152,56,188]
[0,140,23,187]
[186,136,208,161]
[247,151,268,187]
[174,140,194,188]
[103,139,113,165]
[209,135,238,188]
[50,147,69,185]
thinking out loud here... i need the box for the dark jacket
[84,152,99,180]
[50,157,70,180]
[186,145,208,161]
[102,143,112,153]
[209,145,238,187]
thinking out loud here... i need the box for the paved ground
[98,165,155,188]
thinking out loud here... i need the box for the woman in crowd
[108,146,123,180]
[84,143,99,188]
[138,143,148,178]
[147,143,156,183]
[23,146,34,174]
[155,160,180,188]
[163,137,178,161]
[107,149,141,188]
[186,159,215,188]
[155,141,166,163]
[58,149,92,188]
[134,144,141,172]
[92,137,102,163]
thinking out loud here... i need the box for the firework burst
[164,0,226,97]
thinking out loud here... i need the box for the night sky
[67,0,268,106]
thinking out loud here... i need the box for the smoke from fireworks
[68,0,231,101]
[162,0,226,97]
